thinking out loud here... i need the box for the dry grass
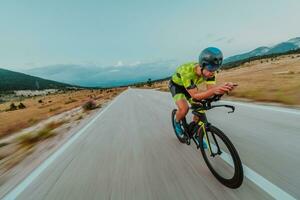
[217,54,300,105]
[0,88,125,137]
[0,88,124,179]
[16,121,66,146]
[0,120,66,171]
[0,107,91,174]
[76,115,84,121]
[144,54,300,105]
[0,145,34,172]
[64,98,78,104]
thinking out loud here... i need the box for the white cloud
[109,69,120,73]
[129,61,141,66]
[115,61,123,67]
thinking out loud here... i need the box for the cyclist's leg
[169,81,190,135]
[186,98,199,122]
[175,98,189,122]
[173,96,188,135]
[168,80,189,121]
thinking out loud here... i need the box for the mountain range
[24,60,179,87]
[223,37,300,64]
[0,68,76,91]
[2,36,300,88]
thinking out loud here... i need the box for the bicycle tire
[199,125,244,188]
[171,109,186,143]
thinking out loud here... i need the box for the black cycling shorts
[168,80,191,102]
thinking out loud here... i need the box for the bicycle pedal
[186,138,191,145]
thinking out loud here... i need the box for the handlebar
[191,94,224,105]
[191,94,235,113]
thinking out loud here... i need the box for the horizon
[1,0,300,71]
[2,35,300,73]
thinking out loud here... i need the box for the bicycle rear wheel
[199,125,243,188]
[171,109,186,143]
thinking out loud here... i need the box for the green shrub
[17,121,64,145]
[0,98,5,104]
[82,100,97,111]
[18,102,26,109]
[9,103,17,111]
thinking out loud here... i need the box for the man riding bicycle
[169,47,236,144]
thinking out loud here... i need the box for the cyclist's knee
[176,99,189,116]
[177,103,189,116]
[178,106,189,115]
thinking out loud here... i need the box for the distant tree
[147,78,152,87]
[35,80,40,90]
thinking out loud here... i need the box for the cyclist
[169,47,236,144]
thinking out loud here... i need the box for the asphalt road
[3,88,300,200]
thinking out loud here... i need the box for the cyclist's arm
[206,84,216,90]
[181,76,216,100]
[187,87,215,100]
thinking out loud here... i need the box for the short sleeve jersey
[171,62,216,89]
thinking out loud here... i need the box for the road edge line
[2,91,124,200]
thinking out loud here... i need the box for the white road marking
[2,92,124,200]
[210,144,297,200]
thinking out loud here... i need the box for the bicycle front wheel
[199,125,244,188]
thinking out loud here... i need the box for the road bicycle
[171,94,244,188]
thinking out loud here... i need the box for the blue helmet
[199,47,223,72]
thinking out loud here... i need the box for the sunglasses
[205,64,220,73]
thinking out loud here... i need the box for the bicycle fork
[197,122,222,157]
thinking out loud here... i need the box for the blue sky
[1,0,300,70]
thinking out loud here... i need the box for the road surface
[3,89,300,200]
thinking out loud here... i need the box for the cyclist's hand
[225,82,238,91]
[212,85,231,95]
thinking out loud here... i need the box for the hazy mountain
[0,68,77,91]
[266,42,298,54]
[25,60,179,87]
[22,37,300,87]
[224,46,270,64]
[224,37,300,64]
[287,37,300,46]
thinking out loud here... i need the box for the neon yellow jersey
[171,62,216,89]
